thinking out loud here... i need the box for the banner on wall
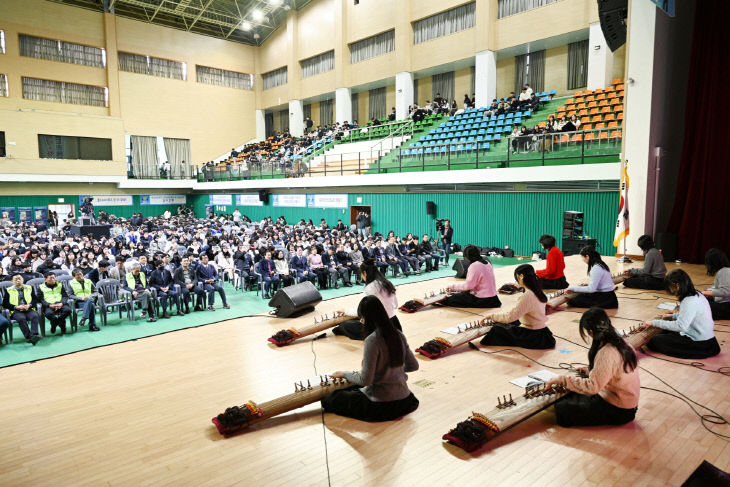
[307,194,348,208]
[79,195,133,207]
[236,194,264,206]
[140,194,187,206]
[209,194,233,205]
[18,207,33,223]
[272,194,307,207]
[0,207,16,221]
[33,207,48,222]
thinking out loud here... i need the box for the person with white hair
[123,261,157,322]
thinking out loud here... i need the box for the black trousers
[181,285,205,308]
[623,274,665,290]
[709,300,730,320]
[11,310,40,338]
[567,290,619,309]
[480,323,555,349]
[321,385,419,422]
[333,315,402,340]
[555,393,637,427]
[442,292,501,309]
[538,276,569,290]
[647,331,721,359]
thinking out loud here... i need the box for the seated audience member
[197,254,230,310]
[69,268,100,331]
[87,260,112,284]
[641,269,721,359]
[307,246,330,289]
[257,250,280,299]
[173,256,205,313]
[535,234,568,289]
[150,260,181,318]
[124,262,157,322]
[418,234,439,272]
[442,245,501,308]
[565,247,618,309]
[273,250,294,288]
[3,274,42,344]
[38,272,71,335]
[290,247,316,285]
[623,235,667,290]
[701,248,730,320]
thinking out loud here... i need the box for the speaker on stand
[268,281,322,318]
[259,189,270,204]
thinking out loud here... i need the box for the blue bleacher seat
[550,89,557,96]
[494,134,501,141]
[486,128,494,135]
[481,142,490,150]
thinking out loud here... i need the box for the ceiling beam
[187,0,215,30]
[150,0,166,22]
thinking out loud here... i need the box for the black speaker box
[426,201,436,216]
[597,0,628,52]
[452,258,471,279]
[268,281,322,317]
[258,189,269,204]
[656,232,678,262]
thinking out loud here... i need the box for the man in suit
[257,250,280,299]
[196,254,229,311]
[86,260,111,284]
[108,259,126,285]
[419,234,440,272]
[289,247,316,285]
[149,260,181,318]
[385,237,409,277]
[173,256,205,313]
[397,238,421,274]
[322,247,350,288]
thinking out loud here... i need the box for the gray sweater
[343,330,419,402]
[710,267,730,303]
[629,248,666,278]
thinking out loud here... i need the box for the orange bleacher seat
[612,78,623,85]
[566,98,574,104]
[585,96,595,102]
[598,131,609,142]
[580,117,591,124]
[599,100,609,107]
[588,102,598,109]
[607,92,617,99]
[605,86,616,93]
[559,135,570,144]
[574,91,584,97]
[595,122,606,129]
[604,113,616,121]
[589,108,600,115]
[607,121,619,128]
[596,94,606,100]
[610,98,620,105]
[577,103,587,110]
[601,106,611,114]
[614,105,624,113]
[610,130,622,140]
[557,106,567,113]
[582,124,593,131]
[578,109,588,116]
[538,122,547,128]
[565,104,575,111]
[617,112,624,120]
[617,89,625,96]
[574,96,585,104]
[584,90,594,95]
[594,88,604,94]
[591,115,602,123]
[567,111,577,117]
[571,133,583,143]
[584,133,596,143]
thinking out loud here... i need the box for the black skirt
[441,292,501,309]
[647,331,721,359]
[567,290,619,309]
[538,276,569,290]
[709,300,730,320]
[333,316,402,340]
[321,385,419,422]
[555,392,637,427]
[480,323,556,349]
[623,274,665,290]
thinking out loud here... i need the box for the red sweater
[536,246,565,279]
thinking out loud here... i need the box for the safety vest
[126,272,146,290]
[39,283,63,304]
[7,286,34,314]
[70,278,93,299]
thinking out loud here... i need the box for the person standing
[440,219,453,264]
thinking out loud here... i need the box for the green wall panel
[0,195,185,221]
[191,191,619,256]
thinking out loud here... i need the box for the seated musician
[479,265,555,349]
[701,248,730,320]
[535,234,568,289]
[441,245,501,308]
[334,259,400,340]
[639,269,720,359]
[547,308,639,427]
[323,296,419,422]
[564,246,618,309]
[622,235,666,290]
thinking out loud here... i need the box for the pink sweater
[450,261,497,298]
[489,289,547,329]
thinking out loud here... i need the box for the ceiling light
[254,33,261,40]
[240,21,251,30]
[252,9,263,21]
[270,0,282,5]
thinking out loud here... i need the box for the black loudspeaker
[426,201,436,216]
[258,189,269,204]
[452,258,471,279]
[656,232,678,262]
[268,281,322,317]
[597,0,628,52]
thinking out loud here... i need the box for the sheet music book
[657,302,677,311]
[509,369,559,388]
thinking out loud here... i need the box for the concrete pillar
[102,13,121,118]
[255,110,266,141]
[395,72,414,120]
[475,50,497,108]
[587,22,615,90]
[289,100,304,137]
[621,0,656,254]
[335,87,352,124]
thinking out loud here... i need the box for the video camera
[435,218,446,232]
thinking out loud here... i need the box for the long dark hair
[665,269,699,302]
[358,295,403,367]
[360,258,395,295]
[464,245,489,265]
[579,246,609,274]
[704,248,729,276]
[579,308,636,373]
[515,264,547,303]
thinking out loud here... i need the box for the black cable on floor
[311,338,332,487]
[467,341,580,371]
[639,347,730,376]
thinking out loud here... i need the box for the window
[19,34,105,68]
[118,52,186,80]
[0,132,6,157]
[301,51,335,79]
[0,30,5,54]
[262,66,287,90]
[350,30,395,64]
[22,77,108,107]
[38,134,113,160]
[0,74,8,97]
[413,2,476,44]
[498,0,561,18]
[196,65,253,90]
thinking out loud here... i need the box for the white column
[475,49,497,108]
[622,0,656,254]
[587,22,615,90]
[288,100,304,137]
[395,71,414,120]
[335,87,352,124]
[255,109,266,141]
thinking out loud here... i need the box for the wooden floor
[1,256,728,486]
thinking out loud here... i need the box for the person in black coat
[289,247,316,285]
[173,256,205,313]
[86,260,112,284]
[440,220,453,264]
[150,260,181,318]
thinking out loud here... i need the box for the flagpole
[618,234,632,263]
[616,159,631,263]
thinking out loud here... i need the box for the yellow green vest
[39,283,63,304]
[7,286,34,314]
[126,272,146,289]
[70,278,93,298]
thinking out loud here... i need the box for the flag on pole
[613,160,630,247]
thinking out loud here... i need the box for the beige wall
[544,45,570,96]
[496,57,515,98]
[0,183,188,196]
[297,0,336,60]
[454,67,473,102]
[612,44,626,82]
